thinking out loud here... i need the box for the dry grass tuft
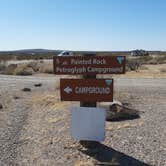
[30,93,70,110]
[0,60,54,75]
[39,63,53,74]
[13,64,34,75]
[106,121,144,131]
[0,61,6,72]
[74,161,94,166]
[47,117,65,123]
[31,94,58,104]
[114,91,131,102]
[106,123,131,131]
[106,127,114,131]
[160,68,166,73]
[117,123,131,129]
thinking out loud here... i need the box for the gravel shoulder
[0,74,166,166]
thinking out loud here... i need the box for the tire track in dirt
[15,92,75,165]
[0,93,30,165]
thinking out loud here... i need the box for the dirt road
[0,74,166,88]
[0,74,166,166]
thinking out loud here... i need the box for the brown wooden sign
[54,56,125,75]
[60,79,113,102]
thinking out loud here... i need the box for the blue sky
[0,0,166,51]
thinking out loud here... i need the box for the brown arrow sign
[54,56,125,75]
[60,79,113,102]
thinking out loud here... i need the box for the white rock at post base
[71,107,106,141]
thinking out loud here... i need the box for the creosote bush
[160,68,166,73]
[126,59,141,71]
[13,64,34,75]
[0,61,6,72]
[39,63,53,74]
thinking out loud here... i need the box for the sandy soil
[0,74,166,166]
[114,64,166,78]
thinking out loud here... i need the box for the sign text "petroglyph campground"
[54,56,125,74]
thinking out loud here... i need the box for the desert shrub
[126,56,166,70]
[126,59,141,71]
[155,56,166,64]
[139,65,148,70]
[16,53,55,60]
[0,64,5,71]
[26,61,40,72]
[0,61,6,72]
[55,81,60,90]
[39,60,44,63]
[160,68,166,73]
[39,63,53,74]
[13,64,34,75]
[137,56,153,64]
[4,64,18,75]
[0,54,13,61]
[136,55,166,64]
[147,59,158,64]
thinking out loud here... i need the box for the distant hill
[0,49,166,58]
[0,49,62,54]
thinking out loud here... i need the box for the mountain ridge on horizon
[0,49,165,55]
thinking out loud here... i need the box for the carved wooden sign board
[53,56,125,75]
[60,79,113,102]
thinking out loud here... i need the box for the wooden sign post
[80,53,97,147]
[53,53,126,147]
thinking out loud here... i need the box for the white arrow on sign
[64,86,72,94]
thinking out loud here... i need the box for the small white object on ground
[71,107,106,141]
